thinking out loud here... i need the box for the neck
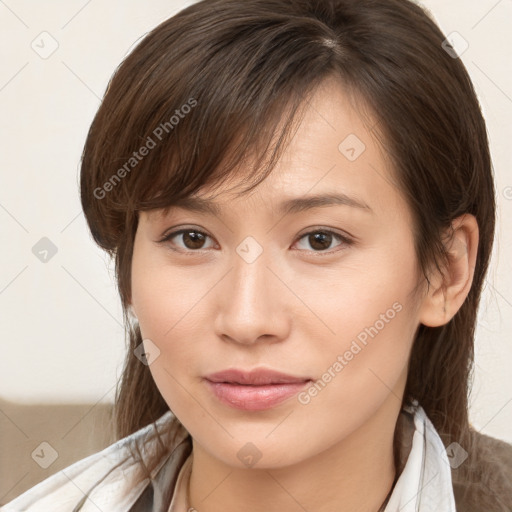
[187,395,401,512]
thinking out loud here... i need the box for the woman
[4,0,512,510]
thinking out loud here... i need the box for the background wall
[0,0,511,492]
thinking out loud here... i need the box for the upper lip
[205,368,312,386]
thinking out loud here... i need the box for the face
[130,77,427,470]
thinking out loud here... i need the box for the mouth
[203,368,313,410]
[205,368,313,386]
[204,380,312,410]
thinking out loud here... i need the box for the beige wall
[0,398,114,505]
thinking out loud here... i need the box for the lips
[203,368,313,411]
[204,368,312,386]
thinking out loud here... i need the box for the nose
[213,249,291,346]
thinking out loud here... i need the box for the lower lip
[204,380,311,411]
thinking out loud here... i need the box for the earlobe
[418,214,479,328]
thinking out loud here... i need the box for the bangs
[82,1,346,230]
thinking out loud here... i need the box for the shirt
[1,401,457,511]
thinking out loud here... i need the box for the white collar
[384,401,457,511]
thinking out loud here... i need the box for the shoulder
[1,410,190,512]
[451,429,512,512]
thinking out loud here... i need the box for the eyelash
[157,227,354,256]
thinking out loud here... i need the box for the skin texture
[130,77,479,512]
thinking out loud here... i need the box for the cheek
[131,265,204,418]
[131,243,209,340]
[292,299,416,451]
[314,291,414,382]
[130,247,214,402]
[306,244,418,348]
[299,244,419,409]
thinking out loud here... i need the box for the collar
[383,400,457,511]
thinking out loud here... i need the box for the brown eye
[180,231,208,249]
[159,229,214,251]
[307,232,334,251]
[294,230,351,253]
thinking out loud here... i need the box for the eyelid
[156,227,216,252]
[157,226,211,244]
[293,228,354,255]
[156,225,355,255]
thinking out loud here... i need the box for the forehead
[255,78,406,217]
[144,77,408,224]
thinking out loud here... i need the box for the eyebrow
[170,192,373,217]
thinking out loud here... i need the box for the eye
[293,229,353,254]
[157,227,353,254]
[158,228,215,251]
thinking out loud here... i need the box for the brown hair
[79,0,501,507]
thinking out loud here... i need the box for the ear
[418,214,479,327]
